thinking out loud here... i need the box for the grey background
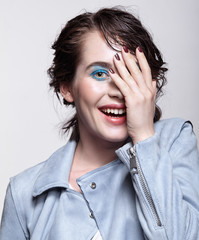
[0,0,199,217]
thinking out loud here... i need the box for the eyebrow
[85,61,112,71]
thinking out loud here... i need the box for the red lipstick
[98,104,126,125]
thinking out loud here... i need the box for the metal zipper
[128,146,162,227]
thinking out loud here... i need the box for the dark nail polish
[123,46,129,53]
[138,46,143,52]
[109,68,115,74]
[115,53,120,60]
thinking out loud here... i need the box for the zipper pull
[127,146,138,174]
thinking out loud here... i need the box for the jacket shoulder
[10,143,67,191]
[6,144,68,232]
[9,160,47,222]
[155,118,192,134]
[10,160,46,195]
[3,161,47,236]
[154,118,194,147]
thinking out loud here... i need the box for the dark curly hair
[48,7,168,138]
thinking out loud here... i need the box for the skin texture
[61,31,156,191]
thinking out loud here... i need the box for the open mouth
[99,108,126,118]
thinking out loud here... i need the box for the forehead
[80,30,121,64]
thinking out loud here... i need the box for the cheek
[88,82,106,96]
[74,80,107,104]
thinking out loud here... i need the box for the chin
[100,130,129,144]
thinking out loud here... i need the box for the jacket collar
[32,140,77,197]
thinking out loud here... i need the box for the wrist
[130,129,155,145]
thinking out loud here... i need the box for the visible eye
[90,69,110,81]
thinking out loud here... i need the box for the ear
[60,84,74,103]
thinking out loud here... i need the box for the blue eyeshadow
[90,66,110,81]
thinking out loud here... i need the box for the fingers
[108,67,138,100]
[110,46,156,97]
[113,49,145,90]
[112,53,140,95]
[135,47,154,90]
[121,47,147,90]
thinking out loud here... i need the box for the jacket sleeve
[116,120,199,239]
[0,183,28,240]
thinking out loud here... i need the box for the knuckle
[147,93,155,103]
[146,90,153,100]
[133,69,141,77]
[137,89,154,104]
[137,94,145,104]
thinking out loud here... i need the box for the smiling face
[62,30,128,144]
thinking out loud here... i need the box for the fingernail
[123,46,129,53]
[138,46,143,52]
[109,68,115,74]
[115,53,120,60]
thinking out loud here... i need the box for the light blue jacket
[0,118,199,239]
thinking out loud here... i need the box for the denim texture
[0,118,199,239]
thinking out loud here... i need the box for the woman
[0,7,199,240]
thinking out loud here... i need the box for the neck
[72,131,125,172]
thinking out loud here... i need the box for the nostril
[108,90,124,100]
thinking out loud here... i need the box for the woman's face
[64,31,128,144]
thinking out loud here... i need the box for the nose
[108,80,124,100]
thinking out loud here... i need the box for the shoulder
[9,143,67,205]
[155,117,191,131]
[9,143,68,195]
[3,161,47,235]
[154,117,193,137]
[10,144,64,185]
[5,143,71,229]
[8,140,77,206]
[10,161,46,197]
[153,118,197,150]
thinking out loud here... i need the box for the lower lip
[99,110,126,125]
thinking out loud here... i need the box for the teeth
[118,109,123,114]
[101,108,126,115]
[115,109,119,114]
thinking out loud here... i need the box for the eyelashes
[90,69,110,81]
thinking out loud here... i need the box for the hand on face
[109,46,156,144]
